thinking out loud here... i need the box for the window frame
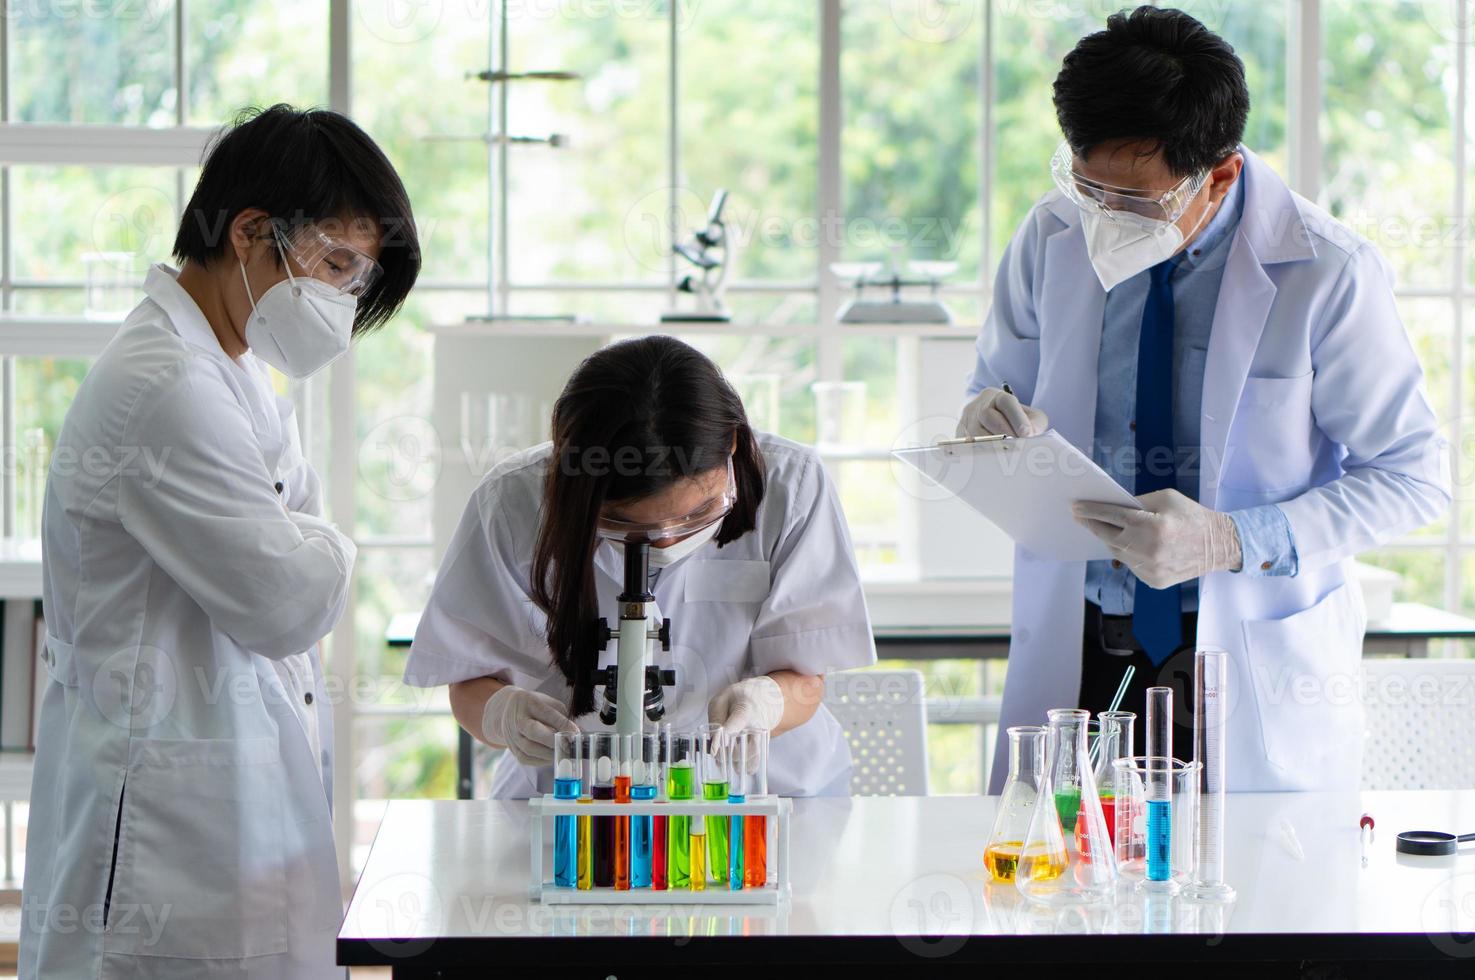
[3,0,1469,862]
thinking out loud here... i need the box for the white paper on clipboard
[890,430,1143,561]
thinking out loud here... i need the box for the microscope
[595,538,677,739]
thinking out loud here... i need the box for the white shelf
[0,540,41,599]
[0,753,33,801]
[0,316,121,357]
[431,318,976,340]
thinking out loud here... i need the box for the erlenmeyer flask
[1077,710,1135,854]
[1017,708,1117,904]
[984,725,1046,883]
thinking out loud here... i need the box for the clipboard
[891,430,1143,561]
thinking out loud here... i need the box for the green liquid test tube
[667,759,694,889]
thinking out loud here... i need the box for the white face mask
[615,518,723,570]
[1081,198,1214,292]
[240,246,357,379]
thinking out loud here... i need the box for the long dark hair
[531,336,766,715]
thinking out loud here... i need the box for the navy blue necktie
[1132,257,1182,665]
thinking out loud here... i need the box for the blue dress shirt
[1085,175,1298,615]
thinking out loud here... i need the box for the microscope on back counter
[594,538,677,739]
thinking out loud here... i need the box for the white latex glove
[956,386,1049,438]
[480,685,579,766]
[707,675,785,734]
[1072,488,1243,590]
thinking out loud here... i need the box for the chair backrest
[1361,658,1475,791]
[824,669,929,796]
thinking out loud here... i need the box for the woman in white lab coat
[406,335,876,797]
[21,106,420,980]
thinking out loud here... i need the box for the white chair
[1361,658,1475,790]
[824,669,930,796]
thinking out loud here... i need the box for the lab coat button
[304,692,314,706]
[1260,561,1272,571]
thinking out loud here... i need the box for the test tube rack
[529,795,792,905]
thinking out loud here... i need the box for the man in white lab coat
[21,105,420,979]
[961,8,1449,791]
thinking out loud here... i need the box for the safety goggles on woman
[1050,141,1208,223]
[596,457,737,544]
[273,223,384,297]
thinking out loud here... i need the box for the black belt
[1085,600,1145,657]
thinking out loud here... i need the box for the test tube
[614,734,633,891]
[1144,686,1175,887]
[553,733,582,888]
[1145,686,1173,761]
[590,733,616,887]
[700,723,730,885]
[576,734,593,890]
[1185,649,1236,901]
[728,731,749,890]
[689,730,709,891]
[743,729,770,888]
[667,731,696,889]
[651,724,670,890]
[630,732,658,888]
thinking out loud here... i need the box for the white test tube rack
[529,795,792,906]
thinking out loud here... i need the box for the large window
[4,1,1472,874]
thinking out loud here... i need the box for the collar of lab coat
[143,263,286,466]
[1042,145,1317,267]
[143,262,235,358]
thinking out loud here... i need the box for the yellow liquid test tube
[576,799,593,890]
[690,827,708,892]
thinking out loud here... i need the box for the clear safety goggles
[1050,141,1208,223]
[273,224,383,297]
[596,457,737,544]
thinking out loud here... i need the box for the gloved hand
[480,685,579,766]
[1072,488,1243,590]
[707,675,785,734]
[956,387,1049,438]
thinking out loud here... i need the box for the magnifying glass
[1394,830,1475,856]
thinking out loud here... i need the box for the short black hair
[1053,6,1250,178]
[173,104,420,335]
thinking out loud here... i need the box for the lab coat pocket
[1241,582,1365,784]
[103,736,287,959]
[684,559,771,603]
[1222,371,1315,494]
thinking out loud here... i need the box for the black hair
[531,335,766,716]
[173,104,420,335]
[1053,6,1250,178]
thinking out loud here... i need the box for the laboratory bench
[338,790,1475,977]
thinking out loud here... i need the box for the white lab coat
[405,433,877,798]
[974,150,1450,793]
[20,265,353,979]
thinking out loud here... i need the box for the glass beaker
[1077,711,1135,855]
[984,725,1046,883]
[1016,709,1117,904]
[1111,755,1201,894]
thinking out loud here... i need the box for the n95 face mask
[1081,199,1213,292]
[240,242,357,380]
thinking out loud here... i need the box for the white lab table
[338,791,1475,976]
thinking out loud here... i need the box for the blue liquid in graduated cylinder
[554,777,581,888]
[728,794,745,890]
[631,784,656,887]
[1146,799,1172,882]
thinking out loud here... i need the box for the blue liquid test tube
[728,730,750,890]
[631,732,658,887]
[1146,799,1172,881]
[553,733,582,888]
